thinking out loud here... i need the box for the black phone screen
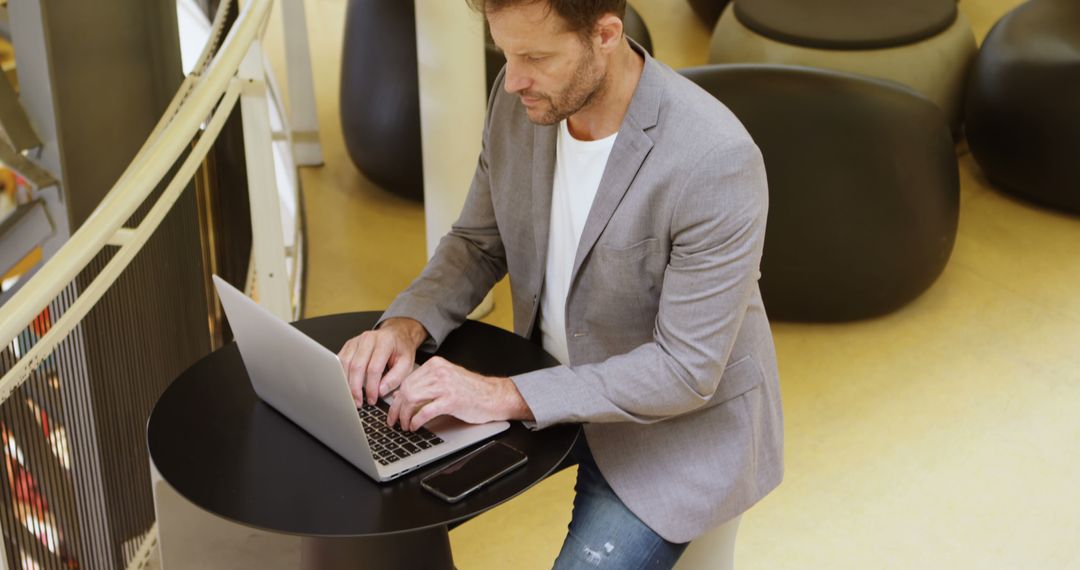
[421,441,527,502]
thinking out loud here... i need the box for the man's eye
[527,55,547,63]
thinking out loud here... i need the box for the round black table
[147,312,579,569]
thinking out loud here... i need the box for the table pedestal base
[300,526,454,570]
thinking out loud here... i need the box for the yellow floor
[266,0,1080,567]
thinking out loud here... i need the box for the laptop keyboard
[358,402,445,466]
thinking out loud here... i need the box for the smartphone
[421,441,527,503]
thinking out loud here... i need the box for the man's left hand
[387,356,534,431]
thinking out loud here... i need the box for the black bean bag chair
[732,0,956,50]
[484,4,654,94]
[340,0,423,201]
[709,0,976,136]
[964,0,1080,215]
[682,64,960,321]
[688,0,731,29]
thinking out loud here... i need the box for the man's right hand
[337,317,428,406]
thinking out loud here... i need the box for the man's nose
[503,63,530,94]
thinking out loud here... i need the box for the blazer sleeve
[511,139,769,428]
[377,78,509,351]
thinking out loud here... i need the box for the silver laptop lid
[212,276,381,479]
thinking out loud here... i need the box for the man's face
[488,2,606,125]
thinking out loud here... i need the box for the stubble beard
[525,49,605,126]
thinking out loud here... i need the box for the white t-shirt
[539,120,618,365]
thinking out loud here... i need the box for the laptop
[212,275,510,482]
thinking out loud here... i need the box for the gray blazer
[381,44,783,543]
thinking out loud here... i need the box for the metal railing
[0,0,320,566]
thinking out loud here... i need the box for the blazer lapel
[569,45,663,286]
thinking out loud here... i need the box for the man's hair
[468,0,627,37]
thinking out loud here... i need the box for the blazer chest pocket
[593,238,665,300]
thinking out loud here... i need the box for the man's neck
[566,40,645,141]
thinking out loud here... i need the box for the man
[337,0,784,566]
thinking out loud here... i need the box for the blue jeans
[553,438,689,569]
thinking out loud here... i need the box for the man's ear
[594,13,625,52]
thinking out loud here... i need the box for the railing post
[239,40,292,320]
[278,0,323,167]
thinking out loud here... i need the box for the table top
[147,312,579,538]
